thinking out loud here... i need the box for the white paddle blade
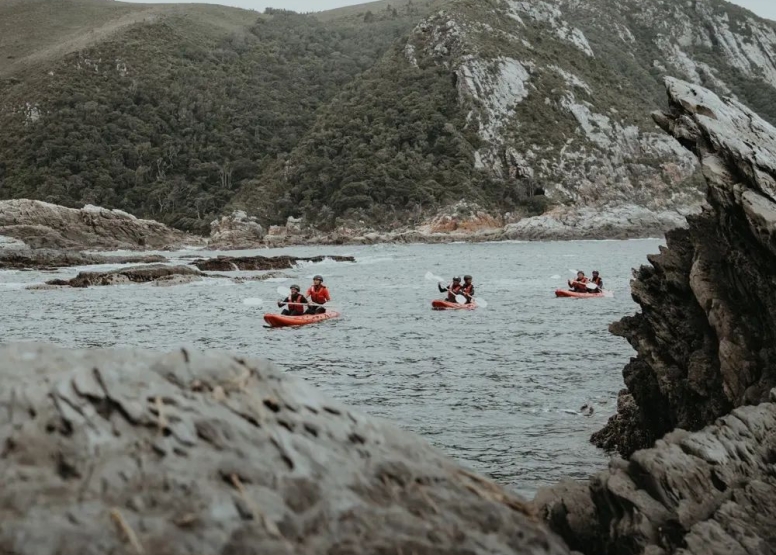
[243,298,264,306]
[455,294,467,304]
[425,270,445,283]
[276,285,291,298]
[476,297,488,308]
[585,282,599,291]
[550,274,561,279]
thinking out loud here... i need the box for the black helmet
[290,284,300,291]
[463,274,472,280]
[452,276,461,282]
[313,275,323,281]
[592,270,599,275]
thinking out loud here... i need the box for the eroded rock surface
[536,390,776,555]
[44,264,200,288]
[0,343,569,555]
[0,248,166,270]
[209,210,265,250]
[0,199,201,250]
[191,255,355,272]
[595,78,776,456]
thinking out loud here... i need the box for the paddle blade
[455,294,466,304]
[550,274,561,279]
[425,270,445,283]
[585,282,599,291]
[276,285,291,298]
[243,298,264,306]
[476,297,488,308]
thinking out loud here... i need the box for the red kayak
[263,311,340,328]
[555,289,604,298]
[431,300,477,310]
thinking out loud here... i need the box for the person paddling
[588,270,603,292]
[568,271,589,292]
[438,276,463,302]
[461,274,475,304]
[305,275,330,314]
[278,284,308,316]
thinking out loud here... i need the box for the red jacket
[306,284,331,305]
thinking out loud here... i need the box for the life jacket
[307,284,330,304]
[461,282,474,301]
[571,277,588,292]
[447,282,462,302]
[287,292,306,313]
[591,276,603,287]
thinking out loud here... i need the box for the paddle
[276,285,332,308]
[425,271,488,307]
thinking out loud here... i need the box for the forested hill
[0,0,436,233]
[2,0,776,234]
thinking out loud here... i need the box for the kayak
[431,299,477,310]
[555,289,604,298]
[263,311,340,328]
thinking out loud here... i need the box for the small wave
[243,298,264,306]
[264,277,291,283]
[0,282,29,290]
[550,275,561,279]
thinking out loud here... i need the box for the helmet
[290,284,300,291]
[313,275,323,281]
[452,276,461,282]
[463,274,472,280]
[592,270,599,275]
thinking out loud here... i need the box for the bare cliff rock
[593,77,776,457]
[209,210,266,250]
[0,342,570,555]
[536,390,776,555]
[0,199,202,250]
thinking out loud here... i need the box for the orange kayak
[555,289,604,298]
[263,311,340,328]
[431,300,477,310]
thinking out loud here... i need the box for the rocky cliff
[593,77,776,457]
[0,199,200,250]
[0,342,569,555]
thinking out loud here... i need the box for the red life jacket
[447,282,462,302]
[591,276,602,287]
[571,278,588,292]
[461,283,474,298]
[306,284,330,305]
[287,293,306,313]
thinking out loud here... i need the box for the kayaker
[460,275,475,303]
[438,276,463,302]
[568,271,589,292]
[305,275,330,314]
[589,270,603,292]
[277,284,308,316]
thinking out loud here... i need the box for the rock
[190,255,355,272]
[151,274,203,287]
[44,264,200,288]
[536,392,776,555]
[0,342,570,555]
[209,210,265,250]
[0,200,202,250]
[594,78,776,456]
[0,248,167,270]
[504,204,698,241]
[419,201,503,234]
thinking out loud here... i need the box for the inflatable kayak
[555,289,604,298]
[431,300,477,310]
[263,311,340,328]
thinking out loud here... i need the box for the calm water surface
[0,239,662,496]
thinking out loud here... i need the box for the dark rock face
[594,78,776,456]
[45,264,201,287]
[191,255,355,272]
[0,249,167,270]
[537,391,776,555]
[0,343,569,555]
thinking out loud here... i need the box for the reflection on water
[0,239,661,496]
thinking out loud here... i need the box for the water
[0,239,662,497]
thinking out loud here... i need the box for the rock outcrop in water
[44,264,201,288]
[593,77,776,457]
[190,254,355,272]
[0,199,201,250]
[0,248,166,270]
[536,390,776,555]
[0,342,569,555]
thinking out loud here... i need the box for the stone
[595,78,776,456]
[43,264,200,288]
[0,343,570,555]
[0,200,202,250]
[0,248,167,270]
[209,210,265,250]
[190,255,355,272]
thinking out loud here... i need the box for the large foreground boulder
[594,77,776,456]
[0,343,569,555]
[536,389,776,555]
[0,200,202,250]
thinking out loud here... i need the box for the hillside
[0,0,433,233]
[234,0,776,231]
[2,0,776,236]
